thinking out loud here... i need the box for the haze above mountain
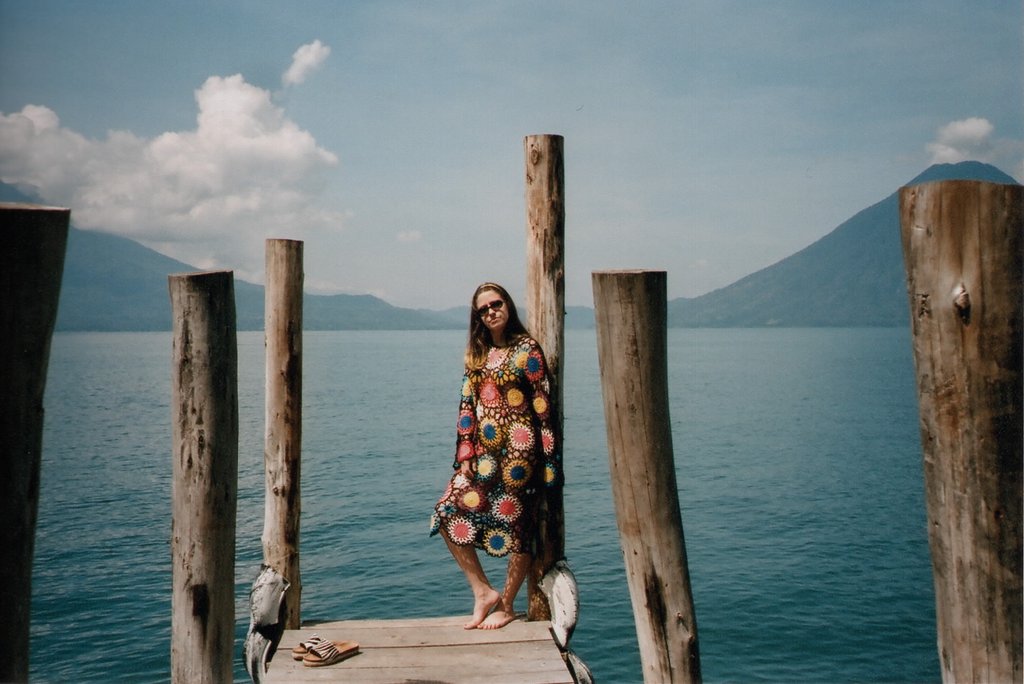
[670,160,1019,327]
[3,161,1017,331]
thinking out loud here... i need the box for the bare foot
[464,588,501,629]
[478,608,517,630]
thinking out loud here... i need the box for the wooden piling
[169,271,239,684]
[263,239,304,629]
[524,134,566,621]
[0,203,69,683]
[899,180,1022,683]
[592,270,701,684]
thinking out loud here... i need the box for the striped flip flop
[302,639,360,667]
[290,634,324,661]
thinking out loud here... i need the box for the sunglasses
[476,300,505,317]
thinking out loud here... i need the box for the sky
[1,1,1021,310]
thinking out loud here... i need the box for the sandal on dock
[291,634,324,660]
[302,639,360,667]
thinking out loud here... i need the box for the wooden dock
[266,615,573,683]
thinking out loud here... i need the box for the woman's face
[475,289,508,339]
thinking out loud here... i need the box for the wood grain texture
[524,134,567,621]
[169,270,238,684]
[268,616,572,683]
[0,203,69,683]
[263,239,304,629]
[900,180,1022,683]
[592,270,701,684]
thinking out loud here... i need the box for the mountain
[1,182,457,331]
[436,305,597,329]
[4,160,1017,330]
[667,161,1020,327]
[56,226,456,331]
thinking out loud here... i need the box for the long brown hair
[464,282,529,370]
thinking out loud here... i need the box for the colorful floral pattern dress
[430,336,560,557]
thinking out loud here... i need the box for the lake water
[31,327,939,682]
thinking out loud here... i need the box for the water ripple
[31,329,938,683]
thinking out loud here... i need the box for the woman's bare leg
[479,552,531,629]
[443,532,501,629]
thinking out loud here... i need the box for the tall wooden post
[0,204,69,683]
[524,134,566,620]
[899,180,1022,683]
[169,271,239,684]
[592,270,702,684]
[263,239,303,629]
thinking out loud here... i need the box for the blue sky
[1,1,1021,309]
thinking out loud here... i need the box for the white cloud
[282,40,331,86]
[926,116,994,163]
[0,73,342,281]
[396,230,422,243]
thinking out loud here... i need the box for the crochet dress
[430,336,560,557]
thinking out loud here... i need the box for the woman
[430,282,560,629]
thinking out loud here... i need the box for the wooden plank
[284,616,553,647]
[266,616,572,684]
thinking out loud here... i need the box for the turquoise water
[32,328,939,682]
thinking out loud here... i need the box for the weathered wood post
[263,238,303,629]
[169,271,239,684]
[524,134,566,621]
[0,203,69,683]
[592,270,701,684]
[899,179,1022,683]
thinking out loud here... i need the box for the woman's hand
[459,458,475,477]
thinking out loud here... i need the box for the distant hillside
[56,226,457,331]
[668,161,1019,327]
[5,160,1016,330]
[1,182,457,331]
[437,305,596,329]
